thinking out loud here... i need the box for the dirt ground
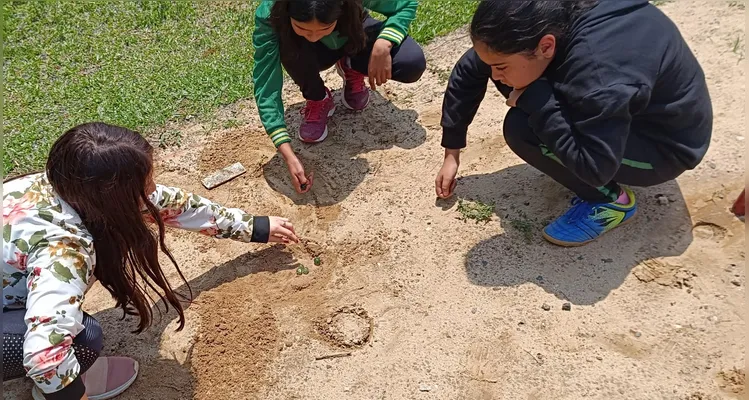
[5,1,746,399]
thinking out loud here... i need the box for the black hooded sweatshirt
[441,0,712,188]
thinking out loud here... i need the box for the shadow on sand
[440,163,694,305]
[262,89,427,206]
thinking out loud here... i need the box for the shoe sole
[298,106,335,143]
[335,63,370,111]
[541,210,637,247]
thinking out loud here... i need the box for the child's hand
[368,38,393,89]
[279,144,313,194]
[268,216,299,243]
[435,150,460,199]
[506,87,527,108]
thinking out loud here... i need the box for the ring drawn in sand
[691,221,728,242]
[316,305,373,348]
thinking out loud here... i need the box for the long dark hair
[46,122,190,333]
[270,0,366,55]
[470,0,599,54]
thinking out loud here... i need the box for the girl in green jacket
[253,0,426,193]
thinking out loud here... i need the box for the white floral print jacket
[2,173,267,395]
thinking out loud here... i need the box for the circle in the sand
[317,305,372,348]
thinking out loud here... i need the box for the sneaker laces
[301,98,327,122]
[564,198,596,223]
[342,63,367,93]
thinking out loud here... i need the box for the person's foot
[32,357,139,400]
[299,87,335,143]
[335,58,370,111]
[542,187,637,247]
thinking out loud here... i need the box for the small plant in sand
[456,199,495,224]
[510,218,535,244]
[313,257,322,266]
[295,264,309,275]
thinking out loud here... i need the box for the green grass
[456,198,495,224]
[3,1,477,176]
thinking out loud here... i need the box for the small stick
[523,349,542,365]
[315,352,352,361]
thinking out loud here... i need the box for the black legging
[493,81,687,203]
[281,14,426,101]
[3,308,103,398]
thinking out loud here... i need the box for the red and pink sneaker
[335,58,370,111]
[299,87,335,143]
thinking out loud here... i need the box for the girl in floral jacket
[2,122,299,400]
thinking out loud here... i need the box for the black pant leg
[280,37,343,101]
[348,17,426,83]
[3,309,103,382]
[503,106,684,202]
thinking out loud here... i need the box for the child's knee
[78,314,104,353]
[396,46,426,83]
[502,108,534,149]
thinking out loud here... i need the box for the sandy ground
[5,1,746,399]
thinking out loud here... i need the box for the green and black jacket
[252,0,418,148]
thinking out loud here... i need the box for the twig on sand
[461,373,498,384]
[523,349,542,365]
[315,352,352,361]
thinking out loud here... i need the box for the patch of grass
[157,130,183,149]
[509,218,535,244]
[457,198,495,224]
[4,1,476,176]
[4,1,257,175]
[650,0,673,6]
[408,1,478,43]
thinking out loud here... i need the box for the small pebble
[419,384,432,392]
[471,307,477,314]
[657,196,669,205]
[630,329,642,338]
[731,279,741,287]
[326,317,332,324]
[541,303,551,311]
[708,316,718,322]
[285,341,293,347]
[562,302,571,311]
[596,356,603,361]
[602,258,614,263]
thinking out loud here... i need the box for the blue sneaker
[542,187,637,247]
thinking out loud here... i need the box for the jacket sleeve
[440,48,493,149]
[148,185,270,243]
[516,80,641,187]
[23,235,93,398]
[252,10,291,148]
[365,0,418,46]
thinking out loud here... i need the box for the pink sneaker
[32,356,139,400]
[299,87,335,143]
[336,58,370,111]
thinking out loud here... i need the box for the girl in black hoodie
[436,0,712,246]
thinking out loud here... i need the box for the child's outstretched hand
[435,149,460,199]
[268,216,299,244]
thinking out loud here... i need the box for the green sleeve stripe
[268,128,289,143]
[378,31,404,45]
[273,137,291,148]
[380,27,405,41]
[621,159,654,170]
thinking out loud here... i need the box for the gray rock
[419,384,432,392]
[562,302,571,311]
[542,303,551,311]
